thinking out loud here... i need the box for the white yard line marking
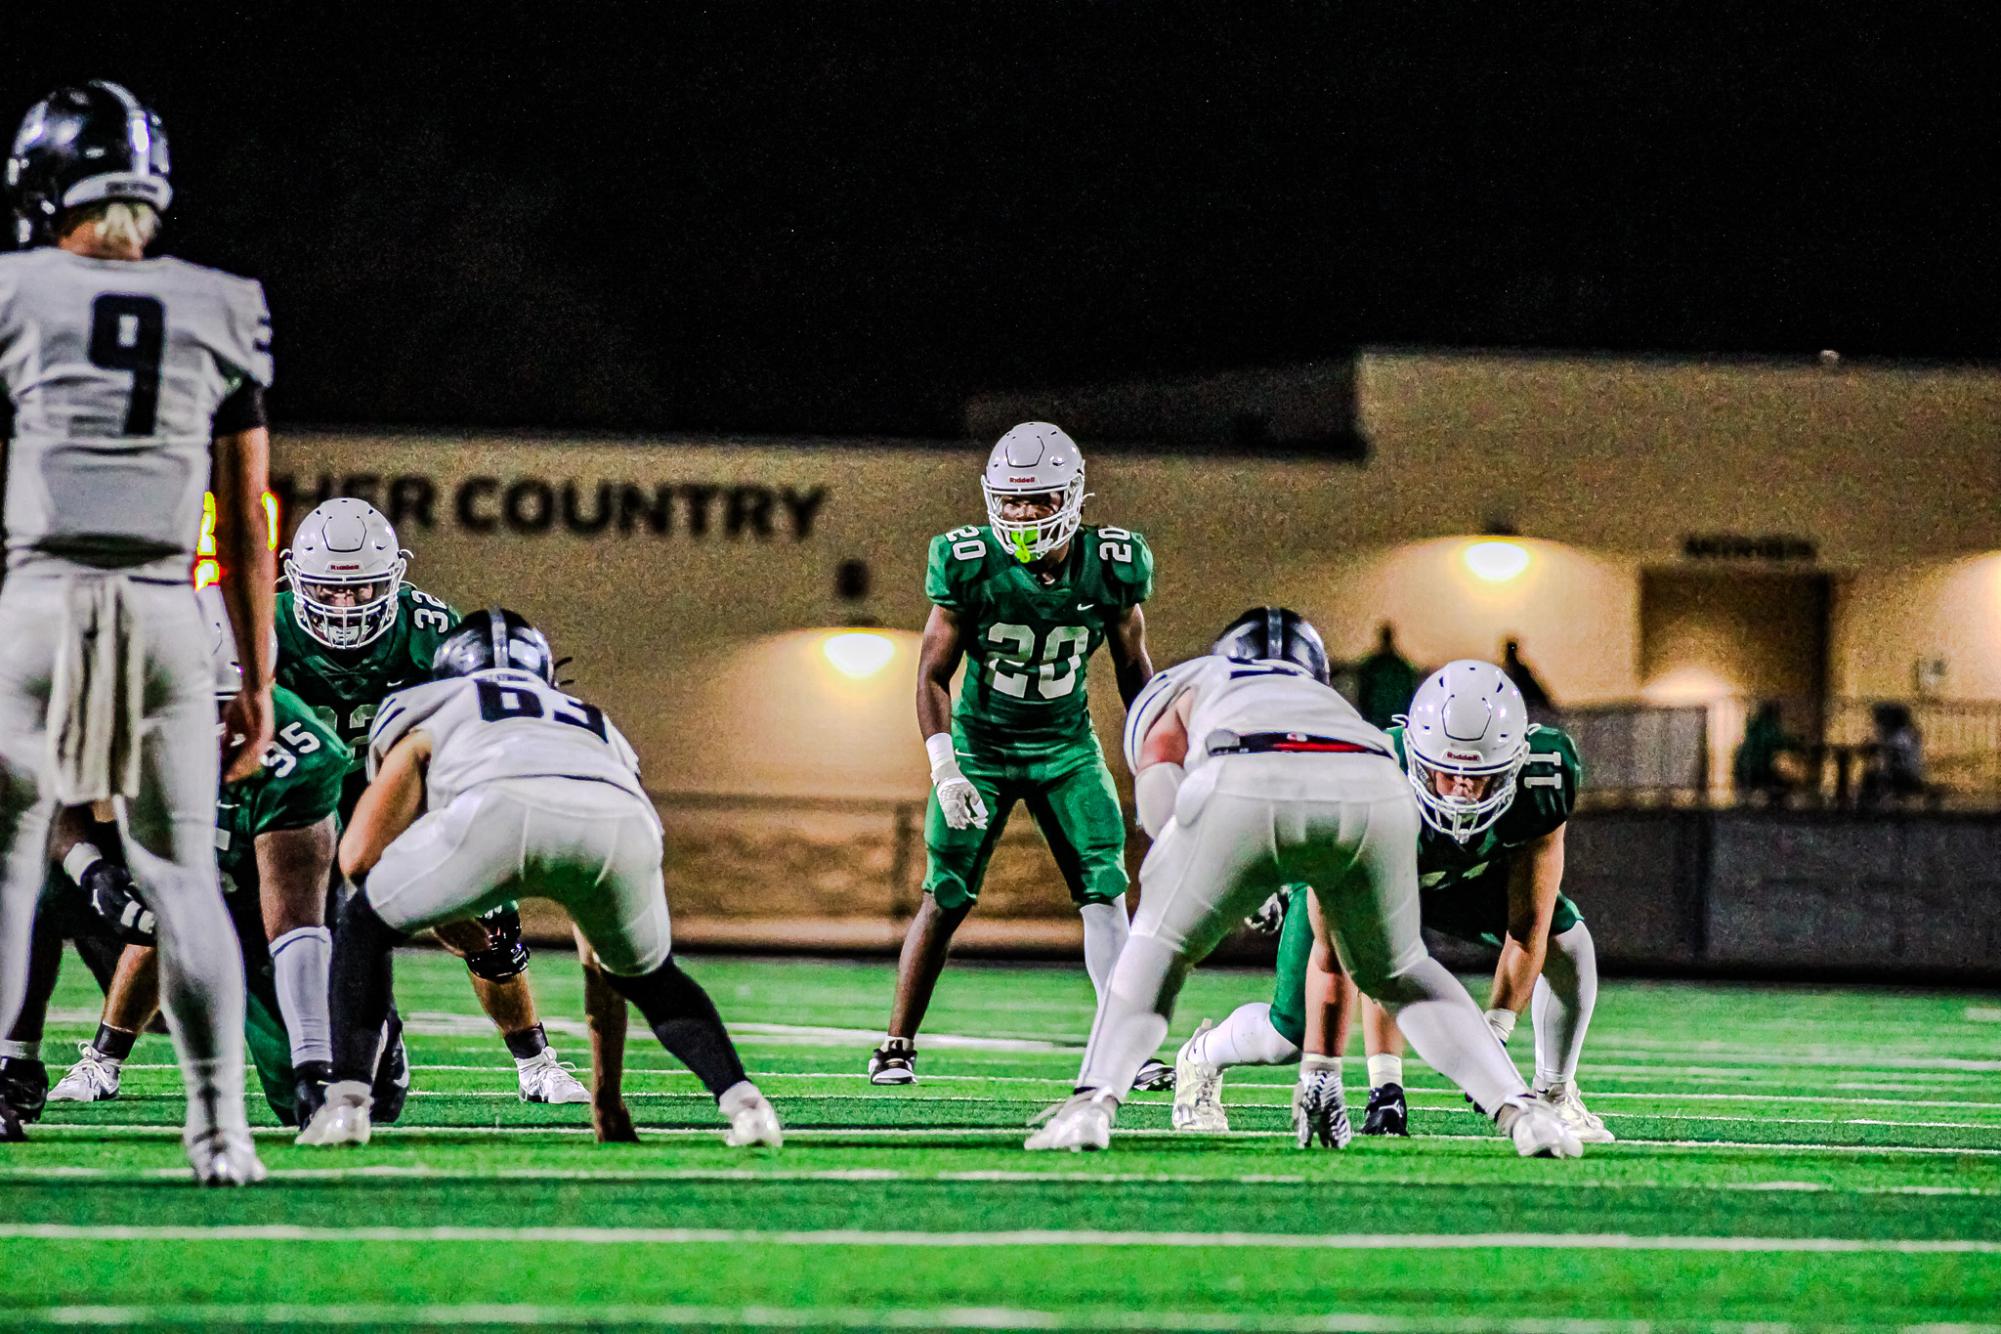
[21,1123,2001,1153]
[24,1302,1993,1334]
[3,1223,1997,1253]
[0,1164,1990,1196]
[1967,1007,2001,1023]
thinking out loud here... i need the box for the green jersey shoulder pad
[1081,524,1153,608]
[924,526,1000,610]
[1505,725,1583,840]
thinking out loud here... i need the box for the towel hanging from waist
[46,575,146,805]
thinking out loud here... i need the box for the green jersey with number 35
[274,583,459,806]
[1386,722,1583,894]
[216,685,349,898]
[927,522,1153,749]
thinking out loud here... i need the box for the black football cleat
[371,1008,411,1124]
[1361,1082,1409,1137]
[867,1039,917,1086]
[1131,1058,1177,1092]
[0,1057,49,1125]
[0,1098,23,1143]
[292,1060,333,1129]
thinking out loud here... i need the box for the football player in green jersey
[278,499,588,1104]
[869,423,1165,1086]
[1173,660,1613,1146]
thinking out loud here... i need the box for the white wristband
[924,733,958,779]
[1484,1007,1518,1043]
[63,841,107,886]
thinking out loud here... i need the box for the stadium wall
[266,350,2001,966]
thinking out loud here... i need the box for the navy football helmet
[1212,606,1331,684]
[7,81,172,247]
[431,608,556,684]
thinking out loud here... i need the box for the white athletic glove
[926,733,989,831]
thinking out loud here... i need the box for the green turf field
[3,949,1998,1332]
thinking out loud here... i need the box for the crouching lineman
[300,610,781,1148]
[1172,660,1612,1145]
[1025,609,1580,1158]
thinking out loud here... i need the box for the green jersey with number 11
[926,522,1154,750]
[273,583,460,808]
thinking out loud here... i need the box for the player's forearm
[1487,933,1547,1015]
[915,673,955,741]
[339,741,426,878]
[213,427,276,686]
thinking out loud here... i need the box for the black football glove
[85,862,156,945]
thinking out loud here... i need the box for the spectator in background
[1734,700,1802,803]
[1355,623,1420,731]
[1502,638,1554,714]
[1861,703,1927,805]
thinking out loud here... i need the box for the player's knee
[924,877,977,915]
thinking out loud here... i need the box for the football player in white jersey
[0,82,271,1182]
[1025,608,1580,1158]
[300,610,781,1149]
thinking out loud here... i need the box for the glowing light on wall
[821,630,897,679]
[193,490,279,590]
[1462,539,1530,583]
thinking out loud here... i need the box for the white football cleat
[1024,1089,1116,1152]
[721,1086,784,1148]
[1499,1095,1583,1159]
[517,1050,591,1104]
[1291,1066,1353,1150]
[49,1043,121,1103]
[185,1128,266,1186]
[1171,1020,1229,1132]
[297,1080,373,1147]
[1539,1082,1616,1144]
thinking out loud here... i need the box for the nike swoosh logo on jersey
[1076,602,1095,612]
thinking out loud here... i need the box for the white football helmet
[281,499,409,650]
[981,422,1088,562]
[1397,660,1535,843]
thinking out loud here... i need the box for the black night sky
[7,4,1995,437]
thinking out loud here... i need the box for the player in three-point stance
[1025,609,1581,1158]
[300,609,781,1148]
[869,422,1168,1089]
[1172,660,1613,1146]
[276,497,590,1107]
[0,81,272,1181]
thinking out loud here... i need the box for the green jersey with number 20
[926,522,1153,749]
[273,583,459,805]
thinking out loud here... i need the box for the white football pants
[0,573,247,1141]
[1075,752,1529,1114]
[367,777,671,977]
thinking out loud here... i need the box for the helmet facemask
[981,474,1087,563]
[1398,724,1530,844]
[283,551,408,650]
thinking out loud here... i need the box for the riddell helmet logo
[1444,749,1482,762]
[1008,476,1038,483]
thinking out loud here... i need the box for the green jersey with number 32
[1386,722,1583,894]
[216,684,349,898]
[927,522,1153,748]
[274,583,459,801]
